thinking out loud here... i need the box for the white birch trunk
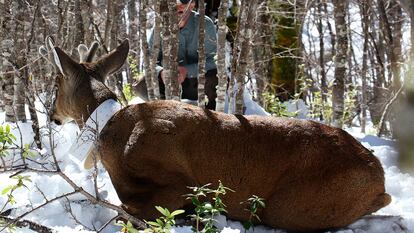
[216,0,229,112]
[197,0,207,107]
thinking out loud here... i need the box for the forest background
[1,0,414,231]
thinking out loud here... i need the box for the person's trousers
[159,69,218,110]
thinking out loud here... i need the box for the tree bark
[73,0,85,57]
[139,0,155,100]
[216,0,229,112]
[198,0,207,107]
[233,0,258,114]
[167,0,180,100]
[317,0,327,103]
[149,1,161,100]
[332,0,348,128]
[12,0,28,122]
[359,0,371,133]
[128,0,139,84]
[253,1,271,108]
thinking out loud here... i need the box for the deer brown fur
[47,39,391,232]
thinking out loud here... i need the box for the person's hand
[178,66,187,84]
[160,66,187,84]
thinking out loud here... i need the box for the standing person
[138,0,218,110]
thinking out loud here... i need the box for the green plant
[308,90,333,124]
[0,124,16,158]
[144,206,185,233]
[0,219,16,233]
[1,175,32,207]
[123,84,134,102]
[117,206,184,233]
[241,195,265,232]
[263,92,297,117]
[343,87,358,126]
[128,55,141,81]
[186,181,234,233]
[117,221,140,233]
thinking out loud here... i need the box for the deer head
[45,38,129,127]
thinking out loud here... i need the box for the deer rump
[96,100,390,232]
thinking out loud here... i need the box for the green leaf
[155,206,169,217]
[146,221,160,227]
[5,125,10,134]
[129,228,140,233]
[2,185,13,195]
[170,209,185,217]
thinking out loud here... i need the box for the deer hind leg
[261,167,388,232]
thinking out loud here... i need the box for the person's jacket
[148,11,217,79]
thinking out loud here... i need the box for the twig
[97,214,119,233]
[0,215,53,233]
[0,190,79,232]
[63,197,94,231]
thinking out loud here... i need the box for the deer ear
[78,44,89,62]
[52,46,82,78]
[93,39,129,79]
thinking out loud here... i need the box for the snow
[0,98,413,233]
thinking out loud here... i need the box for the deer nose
[53,119,62,125]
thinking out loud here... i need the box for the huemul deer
[45,38,391,232]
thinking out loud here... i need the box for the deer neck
[69,98,122,167]
[75,77,118,127]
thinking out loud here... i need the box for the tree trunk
[167,0,180,100]
[359,0,371,133]
[73,0,85,57]
[149,1,161,100]
[139,0,155,100]
[1,0,15,122]
[215,0,229,112]
[0,0,8,113]
[270,0,301,101]
[332,0,348,128]
[107,0,128,105]
[233,0,258,114]
[317,0,327,104]
[12,0,27,122]
[128,0,139,84]
[198,0,207,107]
[253,1,271,108]
[159,0,180,100]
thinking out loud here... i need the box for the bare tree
[359,0,371,133]
[233,0,259,114]
[197,0,207,107]
[149,1,161,100]
[216,0,229,112]
[332,0,348,128]
[139,0,155,101]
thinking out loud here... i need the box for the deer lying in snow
[44,38,391,232]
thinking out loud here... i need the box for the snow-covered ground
[0,97,412,233]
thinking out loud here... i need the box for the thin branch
[0,215,53,233]
[0,190,79,232]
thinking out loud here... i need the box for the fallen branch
[0,215,53,233]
